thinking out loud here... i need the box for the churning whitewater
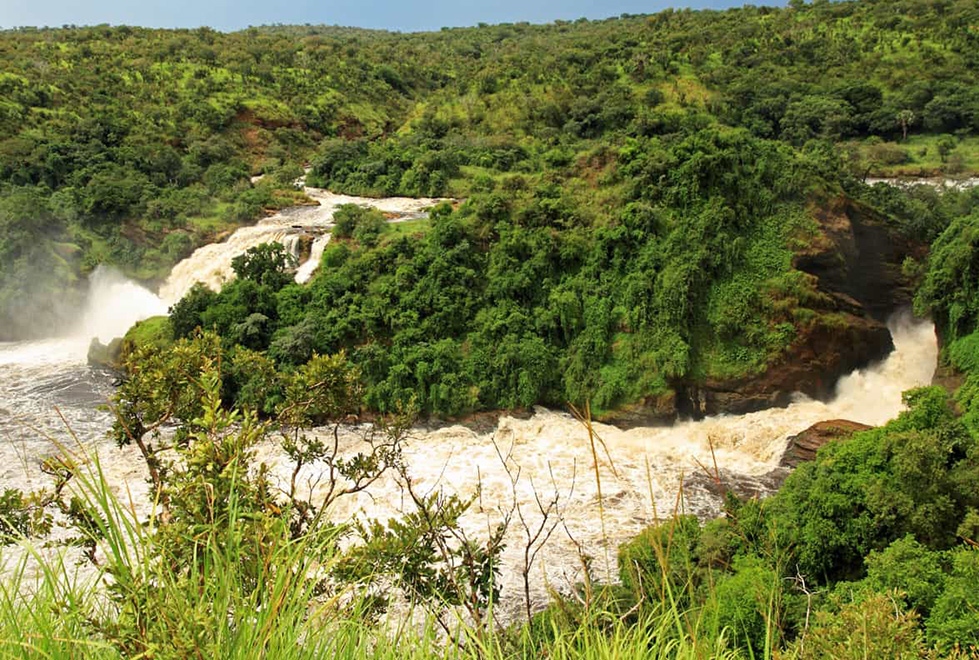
[159,187,444,303]
[259,313,937,620]
[0,190,938,620]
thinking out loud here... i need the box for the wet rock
[780,419,872,468]
[87,336,124,370]
[296,233,315,264]
[599,391,677,428]
[677,313,894,418]
[796,195,921,321]
[682,468,792,518]
[932,363,966,397]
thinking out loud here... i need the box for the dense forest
[4,0,979,657]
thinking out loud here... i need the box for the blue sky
[2,0,787,32]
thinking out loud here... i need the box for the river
[865,175,979,191]
[0,189,939,621]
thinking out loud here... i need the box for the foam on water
[0,267,165,493]
[0,296,938,620]
[254,316,938,620]
[295,234,332,284]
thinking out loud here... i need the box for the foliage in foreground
[617,385,979,657]
[4,323,979,658]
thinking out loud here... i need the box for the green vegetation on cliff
[1,0,978,342]
[171,130,832,417]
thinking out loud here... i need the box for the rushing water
[159,188,444,304]
[0,267,167,495]
[254,314,937,619]
[0,191,939,619]
[865,176,979,191]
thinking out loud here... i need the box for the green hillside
[1,0,978,338]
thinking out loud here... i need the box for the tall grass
[0,417,765,660]
[0,554,117,659]
[0,452,758,660]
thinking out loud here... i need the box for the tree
[332,203,387,243]
[897,109,916,141]
[926,548,979,651]
[168,282,218,338]
[936,134,957,164]
[230,242,297,290]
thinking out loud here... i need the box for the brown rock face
[682,468,792,517]
[795,196,921,322]
[676,420,870,515]
[674,195,917,419]
[780,419,872,468]
[677,312,894,417]
[599,390,678,428]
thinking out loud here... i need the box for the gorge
[0,188,940,620]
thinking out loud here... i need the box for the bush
[915,211,979,341]
[769,386,977,583]
[332,204,387,243]
[866,141,910,166]
[121,315,173,358]
[791,592,925,659]
[864,535,946,616]
[926,547,979,651]
[169,282,218,338]
[618,515,705,610]
[230,242,296,290]
[709,556,785,656]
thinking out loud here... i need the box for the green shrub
[864,535,946,616]
[769,386,977,583]
[332,204,387,243]
[708,556,785,657]
[915,211,979,341]
[791,592,925,660]
[122,315,173,354]
[618,515,705,609]
[926,547,979,651]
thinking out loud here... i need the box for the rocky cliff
[673,195,919,419]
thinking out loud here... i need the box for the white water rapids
[261,314,937,619]
[866,176,979,191]
[159,188,444,303]
[0,189,939,621]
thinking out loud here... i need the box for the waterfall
[0,186,939,621]
[157,224,298,304]
[0,187,446,492]
[280,233,302,261]
[250,314,938,620]
[157,187,445,304]
[0,265,166,498]
[77,266,169,346]
[295,233,331,284]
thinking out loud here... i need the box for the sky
[1,0,788,33]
